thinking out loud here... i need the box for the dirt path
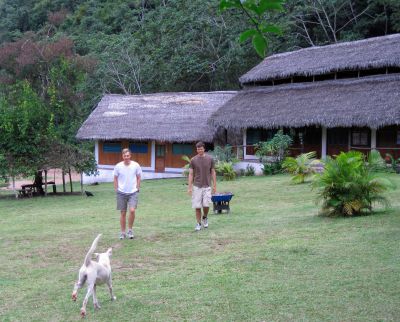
[4,169,81,190]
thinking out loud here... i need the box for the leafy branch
[220,0,285,57]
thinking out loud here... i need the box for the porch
[233,125,400,161]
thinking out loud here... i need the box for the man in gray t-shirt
[187,142,216,231]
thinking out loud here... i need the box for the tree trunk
[62,170,66,192]
[12,176,17,199]
[69,169,73,192]
[44,169,48,196]
[80,172,83,195]
[34,171,44,196]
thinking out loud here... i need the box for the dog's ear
[107,248,113,257]
[94,252,100,260]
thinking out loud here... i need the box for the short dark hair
[196,142,205,148]
[122,148,131,155]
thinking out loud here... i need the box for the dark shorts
[116,191,139,211]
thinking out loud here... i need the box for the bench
[18,187,34,198]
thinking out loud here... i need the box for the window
[377,126,396,147]
[351,129,370,146]
[103,142,122,153]
[129,142,148,154]
[246,128,276,145]
[327,128,348,145]
[172,143,193,155]
[156,145,165,157]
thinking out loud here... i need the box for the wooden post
[371,128,377,151]
[321,126,327,159]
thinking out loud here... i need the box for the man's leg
[120,210,127,233]
[195,208,202,231]
[195,208,202,223]
[201,187,211,228]
[117,192,127,239]
[127,192,138,238]
[128,207,135,230]
[202,207,209,228]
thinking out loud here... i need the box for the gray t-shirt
[189,154,215,188]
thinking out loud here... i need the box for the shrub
[262,161,282,175]
[313,151,394,216]
[282,151,317,184]
[385,153,400,173]
[245,164,255,176]
[255,130,292,163]
[182,155,191,177]
[215,161,236,181]
[209,145,238,164]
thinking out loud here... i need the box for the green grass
[1,174,400,321]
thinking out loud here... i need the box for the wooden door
[155,144,166,172]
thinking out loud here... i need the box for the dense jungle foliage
[0,0,400,178]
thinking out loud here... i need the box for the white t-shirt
[113,161,142,194]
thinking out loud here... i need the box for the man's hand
[187,187,192,196]
[212,186,216,194]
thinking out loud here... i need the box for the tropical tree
[0,81,54,192]
[282,151,317,183]
[313,150,393,216]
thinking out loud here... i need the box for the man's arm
[211,168,216,194]
[188,168,193,195]
[113,176,118,191]
[136,174,141,192]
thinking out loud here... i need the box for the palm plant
[313,151,394,216]
[182,155,191,177]
[282,151,317,184]
[215,161,236,181]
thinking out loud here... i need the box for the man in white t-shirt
[113,148,142,239]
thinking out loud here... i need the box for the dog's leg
[93,284,101,309]
[72,273,86,301]
[107,278,117,301]
[80,284,94,317]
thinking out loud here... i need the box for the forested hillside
[2,0,399,96]
[0,0,399,179]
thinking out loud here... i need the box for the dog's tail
[84,234,102,267]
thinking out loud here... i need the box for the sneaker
[202,217,208,228]
[195,223,201,231]
[119,232,126,240]
[127,229,134,239]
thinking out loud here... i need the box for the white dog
[72,234,116,317]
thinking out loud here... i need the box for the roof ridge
[266,33,400,61]
[243,73,400,93]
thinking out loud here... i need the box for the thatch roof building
[77,91,236,143]
[210,74,400,130]
[240,33,400,85]
[211,33,400,162]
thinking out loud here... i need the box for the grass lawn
[0,174,399,321]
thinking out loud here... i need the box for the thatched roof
[240,33,400,84]
[210,74,400,130]
[76,91,236,142]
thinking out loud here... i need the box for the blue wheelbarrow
[211,192,234,214]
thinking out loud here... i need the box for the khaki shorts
[117,191,139,211]
[192,186,212,209]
